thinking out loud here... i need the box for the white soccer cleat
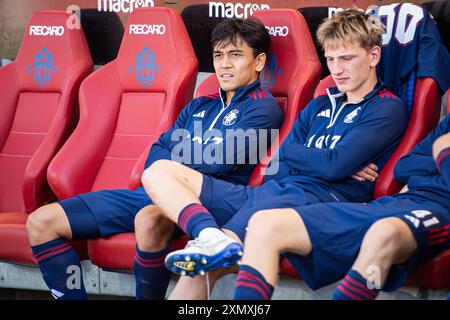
[165,236,243,276]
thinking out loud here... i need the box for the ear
[255,52,267,72]
[369,46,381,68]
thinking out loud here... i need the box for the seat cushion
[88,233,188,270]
[0,212,29,224]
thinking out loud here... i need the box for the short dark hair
[211,18,271,58]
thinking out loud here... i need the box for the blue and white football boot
[165,236,243,277]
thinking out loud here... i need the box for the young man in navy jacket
[138,9,409,299]
[25,18,284,300]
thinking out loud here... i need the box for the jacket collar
[327,80,385,106]
[219,79,261,105]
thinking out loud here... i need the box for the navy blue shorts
[199,175,254,227]
[59,187,153,239]
[285,196,450,291]
[61,175,344,241]
[201,176,343,240]
[60,176,250,240]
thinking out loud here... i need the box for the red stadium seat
[88,8,321,271]
[447,90,450,114]
[80,7,197,270]
[0,11,93,263]
[197,9,322,187]
[405,248,450,290]
[374,79,441,198]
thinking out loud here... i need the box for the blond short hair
[316,8,385,51]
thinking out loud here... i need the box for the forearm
[394,155,438,184]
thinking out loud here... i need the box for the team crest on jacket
[223,109,239,126]
[344,107,361,124]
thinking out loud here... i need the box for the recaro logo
[209,2,270,19]
[266,26,289,37]
[29,25,65,36]
[129,24,166,35]
[98,0,154,13]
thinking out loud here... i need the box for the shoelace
[185,237,226,253]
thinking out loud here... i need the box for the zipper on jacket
[208,88,232,131]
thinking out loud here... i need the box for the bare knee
[26,203,70,246]
[141,160,177,192]
[246,211,286,251]
[135,206,174,252]
[360,218,415,263]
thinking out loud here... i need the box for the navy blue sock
[177,203,219,239]
[32,238,87,300]
[134,244,173,300]
[332,269,380,300]
[234,264,274,300]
